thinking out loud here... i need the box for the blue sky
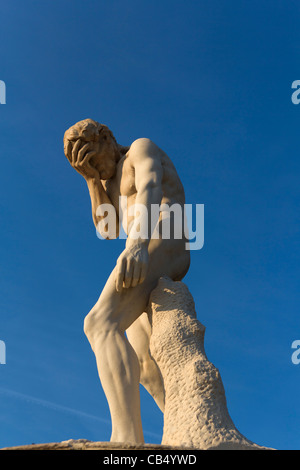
[0,0,299,450]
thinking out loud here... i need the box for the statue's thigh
[93,266,156,332]
[92,240,188,332]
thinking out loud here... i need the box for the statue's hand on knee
[115,242,149,292]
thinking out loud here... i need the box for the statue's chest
[116,158,136,197]
[105,157,136,207]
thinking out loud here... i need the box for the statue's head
[64,119,119,179]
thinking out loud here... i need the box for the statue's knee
[83,306,118,345]
[83,309,95,340]
[83,306,105,341]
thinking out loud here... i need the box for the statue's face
[64,119,118,180]
[89,137,117,180]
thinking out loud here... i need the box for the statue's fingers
[116,257,126,292]
[65,140,73,162]
[72,139,82,165]
[131,262,141,287]
[139,262,148,285]
[77,143,91,163]
[124,258,134,289]
[81,150,96,165]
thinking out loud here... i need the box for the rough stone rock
[148,277,272,450]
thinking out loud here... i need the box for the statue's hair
[63,119,117,156]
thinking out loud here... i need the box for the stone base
[1,439,195,451]
[1,439,273,450]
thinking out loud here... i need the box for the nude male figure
[64,119,190,444]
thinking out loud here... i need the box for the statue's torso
[104,138,190,276]
[104,140,186,219]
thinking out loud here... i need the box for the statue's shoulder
[130,137,156,149]
[128,138,165,161]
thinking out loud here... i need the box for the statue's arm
[126,138,163,249]
[65,138,119,238]
[115,138,163,291]
[86,176,119,239]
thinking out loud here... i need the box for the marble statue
[63,119,269,450]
